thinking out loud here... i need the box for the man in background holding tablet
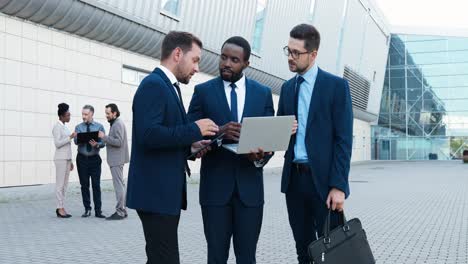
[187,36,274,264]
[74,104,106,218]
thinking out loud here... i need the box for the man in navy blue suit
[187,36,275,264]
[126,31,219,264]
[278,24,353,264]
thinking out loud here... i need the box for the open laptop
[222,115,295,154]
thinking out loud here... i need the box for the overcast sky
[374,0,468,29]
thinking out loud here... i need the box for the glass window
[308,0,316,22]
[122,66,150,86]
[374,33,468,160]
[161,0,180,16]
[252,0,268,53]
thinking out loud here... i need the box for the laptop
[222,115,295,154]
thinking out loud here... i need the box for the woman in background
[52,103,76,218]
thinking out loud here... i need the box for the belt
[293,162,311,174]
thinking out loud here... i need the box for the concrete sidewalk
[1,161,467,263]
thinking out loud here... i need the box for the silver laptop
[222,115,295,154]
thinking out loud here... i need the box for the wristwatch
[254,158,266,168]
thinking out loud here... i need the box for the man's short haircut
[161,31,203,61]
[82,104,94,113]
[106,103,120,118]
[221,36,251,61]
[290,24,321,51]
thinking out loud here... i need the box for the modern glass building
[372,34,468,160]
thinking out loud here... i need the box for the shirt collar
[84,120,95,126]
[158,65,178,86]
[298,63,318,84]
[109,118,117,126]
[223,74,246,90]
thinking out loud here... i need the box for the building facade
[372,33,468,160]
[0,0,390,187]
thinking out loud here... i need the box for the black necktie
[86,123,92,152]
[230,83,238,122]
[294,76,305,119]
[174,82,191,176]
[173,82,185,109]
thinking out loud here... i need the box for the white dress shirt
[223,75,246,121]
[158,65,181,100]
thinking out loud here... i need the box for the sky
[374,0,468,30]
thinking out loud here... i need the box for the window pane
[161,0,180,16]
[308,0,316,22]
[252,0,268,53]
[122,66,149,86]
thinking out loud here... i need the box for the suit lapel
[305,68,323,133]
[155,68,187,122]
[285,80,296,115]
[241,78,253,121]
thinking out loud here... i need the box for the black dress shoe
[95,212,106,218]
[106,212,125,220]
[56,209,72,218]
[82,209,92,218]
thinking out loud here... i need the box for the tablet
[77,131,99,144]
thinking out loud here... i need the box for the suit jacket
[277,68,353,201]
[187,77,275,207]
[126,68,203,216]
[52,121,72,160]
[102,118,129,167]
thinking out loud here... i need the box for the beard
[179,75,191,84]
[175,65,193,84]
[220,68,243,83]
[288,60,309,73]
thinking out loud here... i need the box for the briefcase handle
[323,209,348,244]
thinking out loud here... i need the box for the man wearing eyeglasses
[277,24,353,264]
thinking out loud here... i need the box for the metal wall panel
[312,0,345,74]
[0,0,391,119]
[361,17,389,116]
[339,0,368,72]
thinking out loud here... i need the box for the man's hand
[69,132,77,139]
[326,188,345,212]
[195,119,219,136]
[219,122,242,141]
[98,131,105,139]
[246,148,270,162]
[191,140,212,158]
[291,119,298,135]
[89,139,99,148]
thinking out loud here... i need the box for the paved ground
[1,161,468,264]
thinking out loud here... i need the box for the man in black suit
[188,36,274,264]
[126,31,219,264]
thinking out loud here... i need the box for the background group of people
[52,103,129,220]
[52,22,353,264]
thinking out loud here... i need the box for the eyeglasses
[283,46,312,59]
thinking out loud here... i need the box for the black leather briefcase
[308,210,375,264]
